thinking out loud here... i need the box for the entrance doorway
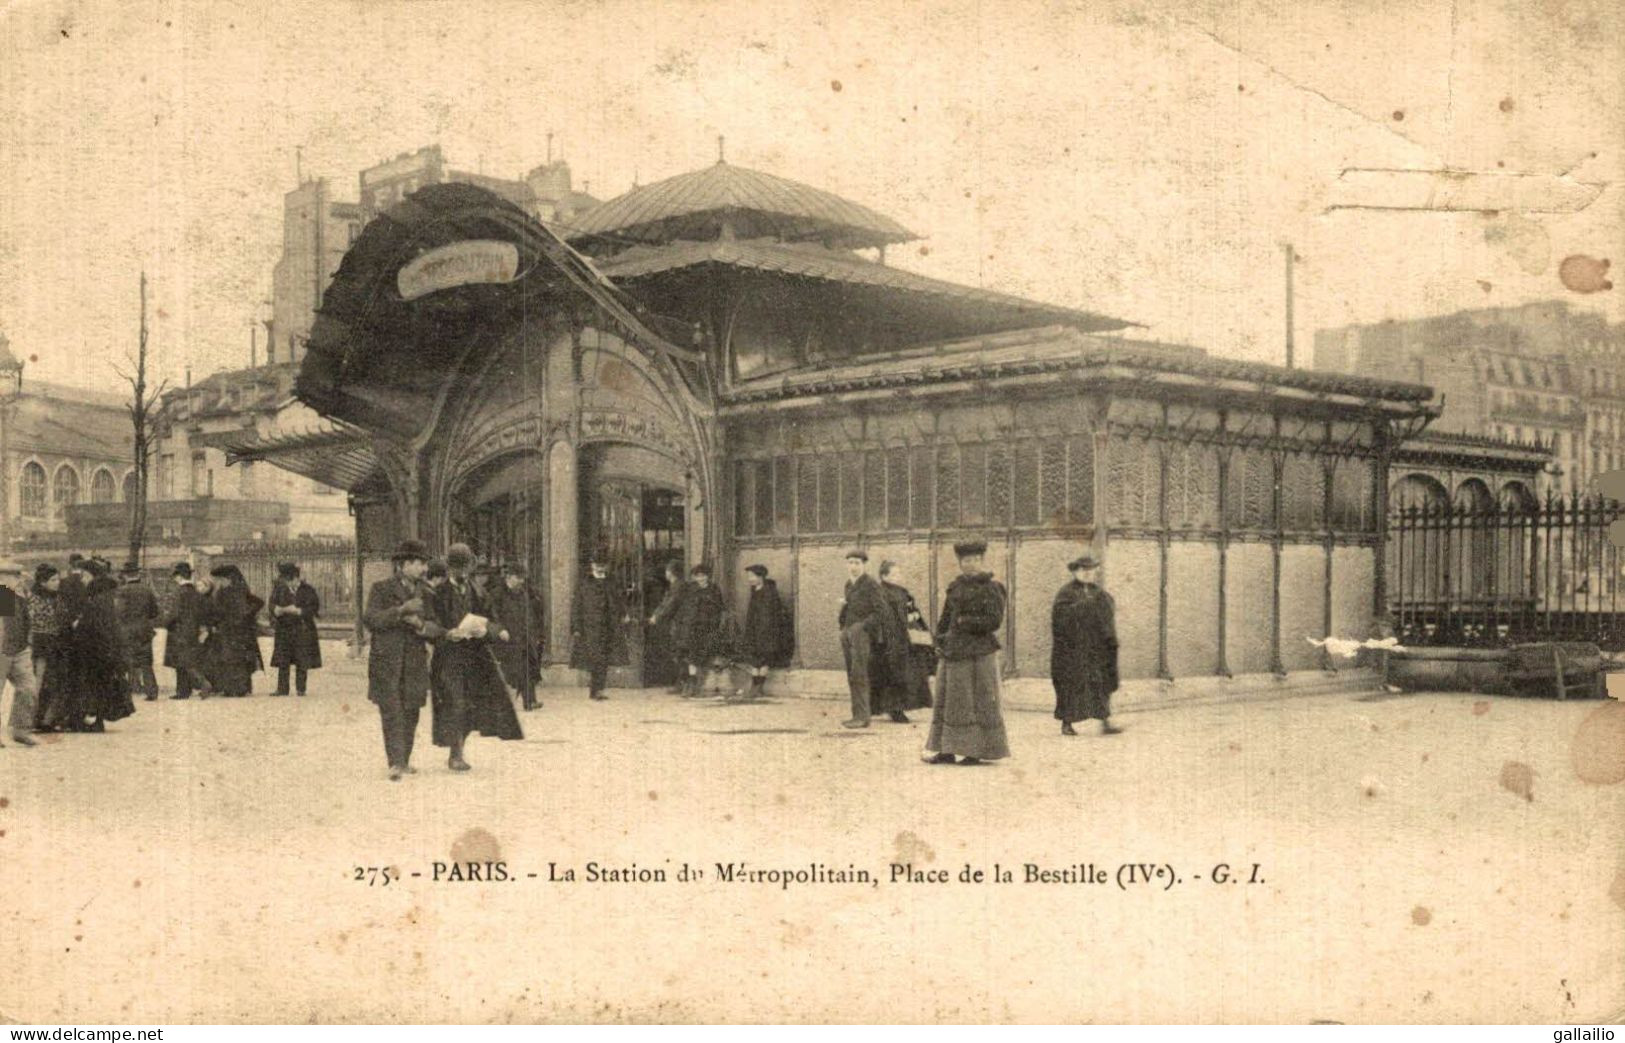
[447,453,547,573]
[583,479,686,687]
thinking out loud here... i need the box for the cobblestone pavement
[1,660,1621,1023]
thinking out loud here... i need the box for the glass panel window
[839,453,862,532]
[960,444,987,526]
[19,462,46,518]
[818,456,840,533]
[773,457,794,533]
[935,444,959,528]
[886,447,909,531]
[797,455,819,533]
[1013,442,1039,526]
[863,450,886,531]
[1066,434,1094,526]
[51,466,81,519]
[909,446,935,530]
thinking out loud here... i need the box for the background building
[0,333,134,547]
[151,362,347,539]
[269,144,600,370]
[1314,301,1625,491]
[269,179,363,368]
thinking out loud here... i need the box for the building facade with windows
[1314,301,1625,491]
[150,362,348,539]
[230,171,1439,689]
[0,334,135,546]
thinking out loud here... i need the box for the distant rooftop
[569,159,917,252]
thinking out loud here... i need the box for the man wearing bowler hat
[363,539,444,781]
[1050,554,1123,736]
[0,560,37,747]
[838,548,889,728]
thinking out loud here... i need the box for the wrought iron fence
[1389,492,1625,649]
[208,537,371,627]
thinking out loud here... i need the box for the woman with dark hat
[1050,554,1123,736]
[113,562,160,701]
[873,560,935,722]
[673,563,727,698]
[738,564,791,701]
[428,542,522,771]
[570,548,629,701]
[202,564,264,697]
[28,563,68,729]
[269,561,322,696]
[65,557,135,731]
[923,540,1010,765]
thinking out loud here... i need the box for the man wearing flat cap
[672,563,727,698]
[838,548,889,728]
[363,539,444,780]
[924,539,1011,763]
[1050,554,1123,736]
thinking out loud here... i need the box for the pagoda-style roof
[594,239,1136,335]
[568,161,916,251]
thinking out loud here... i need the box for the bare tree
[113,272,169,568]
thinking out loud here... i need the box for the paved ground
[1,655,1622,1024]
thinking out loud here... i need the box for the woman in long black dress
[873,561,935,723]
[70,558,136,731]
[204,565,264,697]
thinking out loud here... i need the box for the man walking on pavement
[0,560,38,748]
[363,539,444,781]
[839,549,889,729]
[570,549,628,702]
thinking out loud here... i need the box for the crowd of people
[0,554,335,748]
[0,536,1124,777]
[359,535,1124,779]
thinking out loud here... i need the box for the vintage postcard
[1,0,1621,1026]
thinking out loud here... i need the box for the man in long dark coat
[269,562,322,696]
[162,562,209,699]
[738,564,791,701]
[1050,554,1123,736]
[489,564,545,711]
[429,543,523,771]
[363,540,442,781]
[839,549,890,728]
[924,540,1010,764]
[674,563,727,698]
[113,563,160,701]
[570,550,628,701]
